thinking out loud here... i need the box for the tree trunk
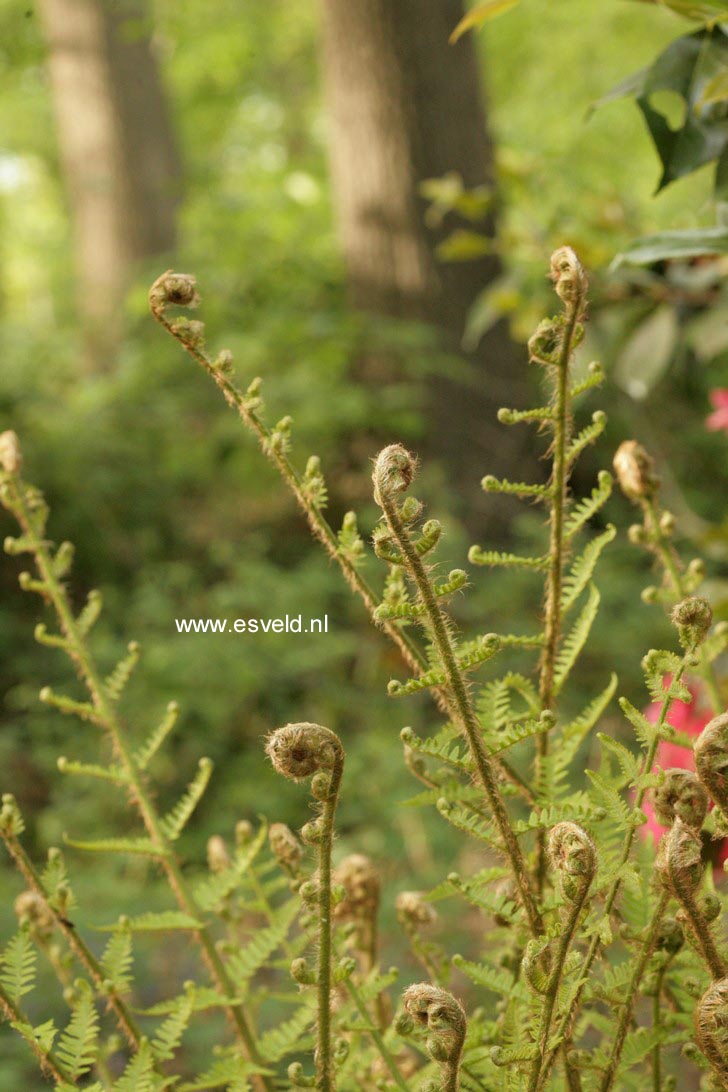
[320,0,535,531]
[37,0,180,367]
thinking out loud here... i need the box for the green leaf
[56,982,99,1080]
[151,989,195,1062]
[564,472,613,540]
[113,1040,162,1092]
[554,583,601,695]
[179,1054,272,1091]
[227,899,299,989]
[436,229,493,261]
[637,29,728,192]
[0,929,36,1003]
[100,930,133,994]
[561,526,615,612]
[613,305,678,399]
[612,225,728,266]
[96,911,202,933]
[64,836,167,858]
[449,0,520,44]
[140,986,240,1016]
[135,701,181,770]
[452,954,517,996]
[160,757,213,841]
[257,1001,316,1063]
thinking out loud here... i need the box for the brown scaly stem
[148,273,532,807]
[374,446,543,938]
[535,250,586,894]
[596,890,670,1092]
[0,471,272,1092]
[528,823,595,1092]
[0,979,74,1086]
[266,723,344,1092]
[536,652,693,1086]
[0,827,145,1056]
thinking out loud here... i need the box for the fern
[160,757,214,841]
[0,929,36,1003]
[55,981,99,1080]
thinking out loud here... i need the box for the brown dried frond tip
[269,823,304,874]
[671,596,713,649]
[695,978,728,1083]
[0,431,22,475]
[653,769,709,830]
[549,245,587,305]
[333,854,380,922]
[14,891,53,935]
[396,890,437,928]
[402,983,467,1065]
[695,712,728,813]
[148,270,199,313]
[612,440,659,502]
[372,444,417,505]
[265,722,343,782]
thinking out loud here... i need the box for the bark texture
[37,0,180,366]
[321,0,534,529]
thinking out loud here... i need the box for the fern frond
[400,725,472,774]
[553,583,601,695]
[39,686,98,724]
[597,733,641,784]
[151,988,195,1062]
[387,668,446,697]
[105,641,141,702]
[569,363,605,399]
[64,836,167,858]
[97,911,202,933]
[134,701,181,770]
[468,546,549,570]
[484,715,552,755]
[478,673,540,731]
[560,526,615,612]
[0,928,36,1003]
[140,986,240,1016]
[436,800,498,848]
[194,821,268,912]
[553,673,618,775]
[564,471,613,540]
[481,475,551,499]
[160,758,213,841]
[179,1054,272,1091]
[226,899,299,990]
[452,954,517,997]
[257,1001,316,1063]
[445,874,520,922]
[55,981,99,1080]
[76,589,103,635]
[57,756,129,785]
[497,405,555,425]
[113,1040,161,1092]
[100,929,133,995]
[566,410,606,465]
[619,697,659,751]
[336,510,365,567]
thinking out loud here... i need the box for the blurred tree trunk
[37,0,180,368]
[321,0,533,530]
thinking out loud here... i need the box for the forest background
[1,0,728,1084]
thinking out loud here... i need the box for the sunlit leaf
[611,225,728,265]
[449,0,521,45]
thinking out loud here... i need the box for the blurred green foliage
[1,0,728,1083]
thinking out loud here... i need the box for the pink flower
[640,678,728,871]
[706,388,728,433]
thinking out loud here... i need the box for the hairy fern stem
[0,471,272,1092]
[374,450,543,937]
